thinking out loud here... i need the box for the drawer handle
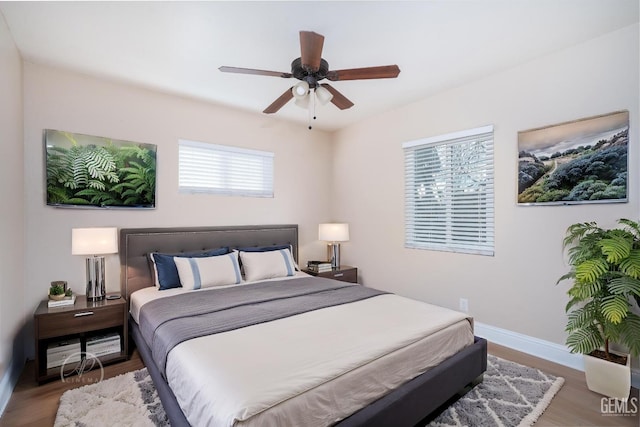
[74,311,94,317]
[334,273,344,277]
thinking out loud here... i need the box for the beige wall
[5,18,639,382]
[22,63,334,356]
[0,11,25,401]
[332,24,639,346]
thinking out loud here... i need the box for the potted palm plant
[558,218,640,399]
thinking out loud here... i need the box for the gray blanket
[138,277,388,376]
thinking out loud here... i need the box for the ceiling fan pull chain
[313,90,317,122]
[313,89,317,121]
[308,89,318,130]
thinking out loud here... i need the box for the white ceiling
[1,1,638,132]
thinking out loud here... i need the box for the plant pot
[584,351,631,400]
[49,294,65,301]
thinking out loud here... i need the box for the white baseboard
[475,321,640,389]
[0,357,21,417]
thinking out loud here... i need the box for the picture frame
[45,129,157,209]
[517,111,629,205]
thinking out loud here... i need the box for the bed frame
[120,225,487,427]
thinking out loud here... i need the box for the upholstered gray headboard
[119,225,299,300]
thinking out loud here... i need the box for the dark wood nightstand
[34,295,128,384]
[304,265,358,284]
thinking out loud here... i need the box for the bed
[120,225,487,427]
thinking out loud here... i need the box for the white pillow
[240,248,296,282]
[174,252,241,290]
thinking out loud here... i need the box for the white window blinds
[179,139,274,197]
[403,125,494,256]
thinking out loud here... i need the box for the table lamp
[318,223,349,268]
[72,227,118,301]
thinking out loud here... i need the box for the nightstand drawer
[323,269,357,283]
[38,304,124,339]
[304,265,358,284]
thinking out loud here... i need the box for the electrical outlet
[459,298,469,313]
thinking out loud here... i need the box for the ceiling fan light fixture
[315,85,333,105]
[294,95,310,109]
[292,81,310,99]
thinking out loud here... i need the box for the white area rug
[427,355,565,427]
[54,355,563,427]
[54,368,168,427]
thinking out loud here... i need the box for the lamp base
[86,256,106,301]
[327,243,341,269]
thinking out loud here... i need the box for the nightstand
[34,295,128,384]
[304,265,358,284]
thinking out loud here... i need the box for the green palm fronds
[608,276,640,297]
[620,313,640,356]
[598,234,631,264]
[575,259,608,284]
[559,219,640,359]
[619,249,640,279]
[566,325,603,355]
[601,295,631,324]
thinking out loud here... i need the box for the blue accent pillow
[151,247,229,290]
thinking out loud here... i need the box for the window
[403,125,494,256]
[179,139,274,197]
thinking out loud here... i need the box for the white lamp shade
[315,86,333,105]
[72,227,118,255]
[319,223,349,242]
[292,81,310,99]
[294,95,310,109]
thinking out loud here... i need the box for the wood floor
[0,343,638,426]
[0,349,145,427]
[489,343,638,427]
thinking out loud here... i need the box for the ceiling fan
[219,31,400,120]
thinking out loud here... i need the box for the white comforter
[143,288,473,427]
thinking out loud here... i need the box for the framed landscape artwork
[45,130,157,209]
[517,111,628,205]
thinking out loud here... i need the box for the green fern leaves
[61,145,119,190]
[112,158,156,205]
[46,131,156,207]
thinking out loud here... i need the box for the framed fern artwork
[44,129,157,208]
[517,110,628,205]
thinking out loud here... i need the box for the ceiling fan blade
[326,65,400,81]
[219,66,292,78]
[320,84,354,110]
[263,88,294,114]
[300,31,324,72]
